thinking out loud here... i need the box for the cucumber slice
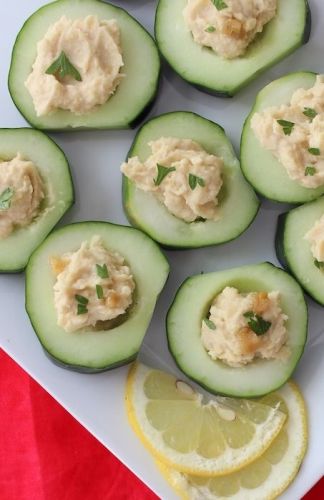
[241,71,324,203]
[276,196,324,305]
[122,112,259,248]
[0,128,73,273]
[25,222,169,372]
[8,0,160,130]
[167,263,307,397]
[155,0,310,97]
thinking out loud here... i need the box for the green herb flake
[45,51,82,81]
[277,119,295,136]
[243,311,271,336]
[75,294,89,305]
[0,187,14,211]
[303,107,317,120]
[77,304,88,315]
[314,259,324,270]
[308,147,321,156]
[189,174,205,190]
[154,164,176,186]
[203,318,216,330]
[96,284,104,299]
[205,26,216,33]
[305,166,316,176]
[96,263,109,279]
[212,0,228,10]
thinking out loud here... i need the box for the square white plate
[1,1,323,498]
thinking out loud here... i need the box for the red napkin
[0,348,322,500]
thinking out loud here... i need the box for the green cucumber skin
[8,0,161,131]
[155,1,311,98]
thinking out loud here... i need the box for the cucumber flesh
[123,112,259,248]
[25,222,169,372]
[167,263,307,398]
[155,0,310,96]
[241,71,324,203]
[0,128,73,272]
[276,196,324,305]
[8,0,160,130]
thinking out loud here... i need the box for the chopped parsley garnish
[75,294,88,315]
[0,187,14,210]
[205,26,216,33]
[243,311,271,336]
[277,119,295,136]
[45,51,82,81]
[96,263,109,279]
[303,107,317,120]
[154,164,176,186]
[189,173,205,190]
[96,284,104,299]
[314,259,324,270]
[305,166,316,176]
[203,318,216,330]
[308,147,321,156]
[212,0,228,10]
[77,304,88,315]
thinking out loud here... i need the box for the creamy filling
[25,15,124,116]
[201,287,289,367]
[121,137,223,223]
[0,153,45,239]
[304,214,324,265]
[251,75,324,189]
[183,0,277,59]
[52,236,135,333]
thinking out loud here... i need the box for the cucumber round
[241,71,324,203]
[167,262,307,398]
[155,0,310,97]
[0,128,73,273]
[25,221,169,372]
[8,0,160,131]
[276,196,324,305]
[122,112,259,249]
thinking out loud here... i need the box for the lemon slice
[157,381,307,499]
[126,363,286,476]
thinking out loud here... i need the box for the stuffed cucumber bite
[155,0,310,97]
[241,71,324,203]
[25,221,169,372]
[276,196,324,306]
[0,128,73,273]
[122,111,259,249]
[8,0,160,131]
[167,262,307,397]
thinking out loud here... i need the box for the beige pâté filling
[121,137,223,223]
[51,236,135,333]
[201,287,289,367]
[304,214,324,269]
[25,15,124,116]
[183,0,277,59]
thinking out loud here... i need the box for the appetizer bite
[122,111,259,248]
[241,71,324,203]
[25,222,169,372]
[276,196,324,305]
[9,0,160,130]
[0,128,73,272]
[167,263,307,397]
[155,0,310,96]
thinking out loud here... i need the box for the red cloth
[0,348,322,500]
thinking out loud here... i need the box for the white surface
[0,0,323,498]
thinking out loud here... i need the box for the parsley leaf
[96,264,109,279]
[75,294,89,305]
[96,284,104,299]
[314,259,324,270]
[277,119,295,136]
[189,174,205,190]
[203,318,216,330]
[154,164,176,186]
[205,26,216,33]
[305,166,316,176]
[303,107,317,120]
[308,147,321,156]
[212,0,228,10]
[77,304,88,315]
[45,51,82,81]
[0,187,14,210]
[243,311,271,336]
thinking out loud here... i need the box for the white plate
[1,1,323,498]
